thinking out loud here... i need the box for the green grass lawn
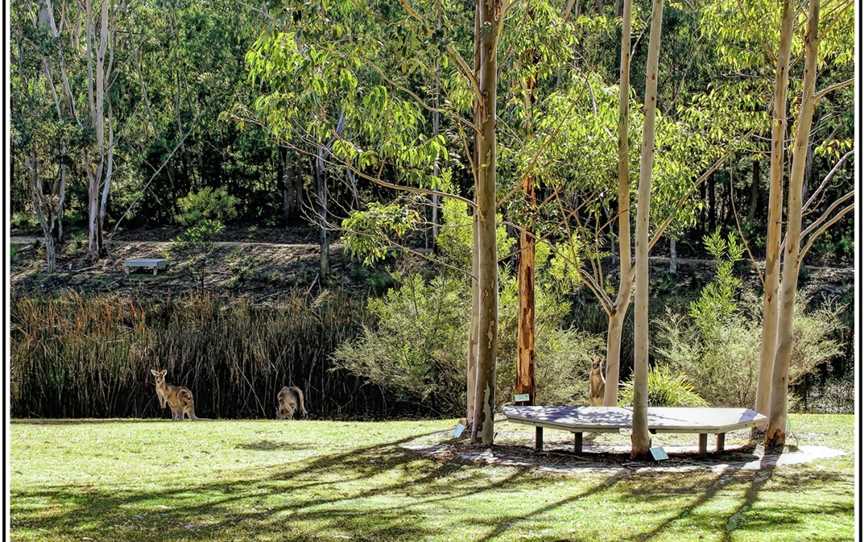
[11,414,854,541]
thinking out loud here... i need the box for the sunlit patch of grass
[11,414,854,541]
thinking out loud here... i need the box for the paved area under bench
[503,406,767,455]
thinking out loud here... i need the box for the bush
[652,233,844,406]
[175,186,238,226]
[333,272,604,416]
[172,187,239,287]
[618,366,708,407]
[9,291,395,419]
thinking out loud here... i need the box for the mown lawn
[10,414,854,541]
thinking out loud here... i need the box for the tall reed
[10,290,405,419]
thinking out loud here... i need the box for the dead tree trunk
[515,175,536,404]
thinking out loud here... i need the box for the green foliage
[11,211,38,231]
[619,366,708,407]
[434,198,516,269]
[171,187,238,286]
[688,231,744,336]
[341,202,422,265]
[653,233,844,406]
[334,272,603,416]
[175,187,239,227]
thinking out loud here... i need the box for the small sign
[452,423,465,439]
[650,446,669,461]
[513,393,531,403]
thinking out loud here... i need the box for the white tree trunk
[766,0,820,449]
[471,0,502,446]
[603,0,633,406]
[631,0,665,459]
[755,0,795,417]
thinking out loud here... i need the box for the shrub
[618,366,708,407]
[175,186,238,226]
[172,187,239,288]
[333,272,604,416]
[652,233,844,406]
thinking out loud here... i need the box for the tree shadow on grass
[626,449,851,541]
[11,430,852,542]
[11,430,546,541]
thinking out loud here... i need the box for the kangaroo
[276,386,307,419]
[588,357,606,406]
[151,369,197,420]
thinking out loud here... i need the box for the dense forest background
[9,0,854,419]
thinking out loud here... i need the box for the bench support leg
[716,433,726,452]
[574,432,583,455]
[535,427,543,452]
[698,433,708,455]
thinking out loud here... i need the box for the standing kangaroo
[276,386,307,419]
[588,358,606,406]
[151,369,197,420]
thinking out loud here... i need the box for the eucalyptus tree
[11,0,75,271]
[630,0,665,458]
[495,2,578,405]
[702,0,853,422]
[764,0,853,448]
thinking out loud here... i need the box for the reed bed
[10,290,406,419]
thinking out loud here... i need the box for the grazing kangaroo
[151,369,197,420]
[588,358,606,406]
[276,386,307,419]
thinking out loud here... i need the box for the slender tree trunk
[669,238,677,274]
[467,213,479,424]
[707,171,716,232]
[631,0,664,459]
[430,48,441,246]
[28,151,59,273]
[471,0,502,446]
[766,0,820,449]
[603,0,633,407]
[314,146,329,284]
[603,308,627,405]
[466,1,481,430]
[748,157,760,222]
[755,0,795,417]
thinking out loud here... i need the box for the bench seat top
[503,405,766,434]
[124,258,168,268]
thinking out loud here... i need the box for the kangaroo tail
[295,387,307,418]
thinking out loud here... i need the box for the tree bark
[747,157,760,222]
[85,0,111,260]
[631,0,665,459]
[470,0,502,446]
[314,146,329,284]
[766,0,820,449]
[755,0,795,417]
[707,171,716,232]
[602,0,633,407]
[515,175,536,404]
[467,212,479,424]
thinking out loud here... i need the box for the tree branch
[815,78,853,101]
[802,149,853,212]
[798,202,854,261]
